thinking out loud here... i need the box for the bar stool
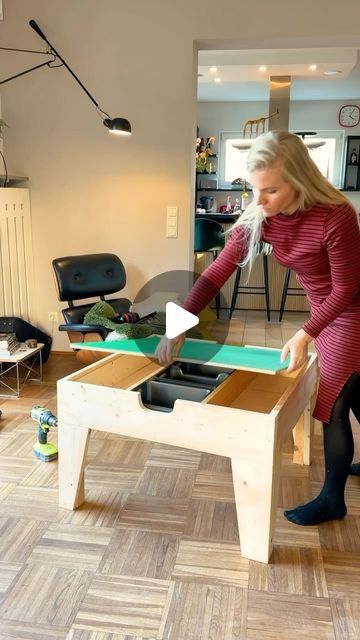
[194,217,225,318]
[229,242,272,321]
[279,268,306,321]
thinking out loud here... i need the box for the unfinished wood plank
[231,450,282,563]
[273,356,318,448]
[293,390,316,466]
[205,370,257,406]
[58,424,90,509]
[57,379,275,462]
[65,353,164,390]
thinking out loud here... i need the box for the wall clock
[339,105,360,127]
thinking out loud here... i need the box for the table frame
[0,343,44,398]
[57,351,318,563]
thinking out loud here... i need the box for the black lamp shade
[103,117,132,135]
[294,131,317,139]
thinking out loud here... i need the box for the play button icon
[129,269,230,360]
[165,302,199,339]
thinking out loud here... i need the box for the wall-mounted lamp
[0,19,132,136]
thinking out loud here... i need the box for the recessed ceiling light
[324,69,342,75]
[214,77,221,83]
[259,65,267,71]
[309,64,317,71]
[210,66,218,73]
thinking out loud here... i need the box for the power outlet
[48,311,58,322]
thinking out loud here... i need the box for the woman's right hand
[154,333,185,365]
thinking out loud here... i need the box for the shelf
[195,213,240,222]
[197,187,253,192]
[343,137,360,192]
[196,171,217,175]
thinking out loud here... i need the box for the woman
[155,130,360,527]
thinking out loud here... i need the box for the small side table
[0,343,44,398]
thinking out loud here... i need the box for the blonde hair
[233,130,351,271]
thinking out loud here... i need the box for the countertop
[195,212,240,223]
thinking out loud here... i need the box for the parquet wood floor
[0,311,359,640]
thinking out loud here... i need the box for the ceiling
[198,47,360,101]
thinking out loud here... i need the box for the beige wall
[1,0,360,350]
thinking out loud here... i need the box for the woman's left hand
[281,328,312,373]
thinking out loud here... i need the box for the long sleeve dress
[183,203,360,423]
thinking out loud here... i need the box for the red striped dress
[183,203,360,423]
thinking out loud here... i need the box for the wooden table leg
[231,451,282,563]
[292,392,315,466]
[58,423,91,509]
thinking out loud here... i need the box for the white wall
[1,0,360,350]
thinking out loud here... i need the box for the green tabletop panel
[71,337,289,374]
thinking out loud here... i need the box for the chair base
[67,331,106,364]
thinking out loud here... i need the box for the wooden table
[57,349,317,563]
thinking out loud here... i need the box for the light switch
[167,206,178,218]
[166,226,177,237]
[166,206,178,238]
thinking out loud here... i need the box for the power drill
[31,406,58,462]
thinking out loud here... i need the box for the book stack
[0,333,20,356]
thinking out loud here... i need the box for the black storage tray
[156,362,232,387]
[136,379,211,412]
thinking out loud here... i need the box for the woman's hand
[154,333,186,365]
[281,329,312,373]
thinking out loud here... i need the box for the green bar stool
[279,268,306,321]
[229,242,272,322]
[194,217,225,318]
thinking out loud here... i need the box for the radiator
[0,188,34,321]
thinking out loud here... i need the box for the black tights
[284,372,360,526]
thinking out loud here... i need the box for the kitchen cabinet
[343,135,360,192]
[196,154,218,208]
